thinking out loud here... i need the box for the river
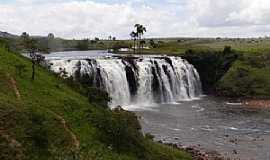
[134,97,270,160]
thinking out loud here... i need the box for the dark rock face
[151,65,162,103]
[182,49,238,94]
[122,58,139,97]
[95,68,104,88]
[125,65,138,96]
[164,57,174,70]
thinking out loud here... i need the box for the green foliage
[88,107,191,160]
[89,107,143,152]
[183,47,238,92]
[87,87,111,108]
[76,39,89,51]
[217,56,270,98]
[149,39,157,48]
[15,64,27,77]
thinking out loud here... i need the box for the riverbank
[162,142,225,160]
[244,100,270,109]
[136,97,270,160]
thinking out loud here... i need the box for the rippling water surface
[134,97,270,160]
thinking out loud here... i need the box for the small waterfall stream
[47,55,202,107]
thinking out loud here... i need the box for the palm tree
[130,31,137,54]
[48,33,55,39]
[140,40,146,50]
[134,24,146,53]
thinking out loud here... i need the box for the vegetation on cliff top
[182,46,270,99]
[0,40,191,160]
[216,53,270,98]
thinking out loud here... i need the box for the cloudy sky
[0,0,270,39]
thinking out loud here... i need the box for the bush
[89,107,144,154]
[183,47,238,92]
[76,39,89,51]
[87,87,111,108]
[217,60,270,98]
[27,112,49,150]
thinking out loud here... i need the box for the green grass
[217,54,270,98]
[0,44,192,160]
[116,38,270,55]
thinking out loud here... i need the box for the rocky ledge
[160,142,226,160]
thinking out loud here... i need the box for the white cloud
[0,0,270,38]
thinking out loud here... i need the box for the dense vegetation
[0,40,192,159]
[182,46,270,99]
[216,52,270,98]
[182,46,238,93]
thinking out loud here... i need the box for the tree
[134,24,146,53]
[130,31,137,54]
[48,33,55,39]
[223,46,232,55]
[30,53,45,81]
[47,33,55,53]
[108,35,112,41]
[149,39,157,48]
[20,32,44,81]
[140,40,146,50]
[76,39,89,51]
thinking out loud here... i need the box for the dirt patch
[0,130,24,160]
[48,111,80,150]
[6,74,21,100]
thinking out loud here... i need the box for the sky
[0,0,270,39]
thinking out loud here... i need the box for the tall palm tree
[134,24,146,53]
[130,31,137,54]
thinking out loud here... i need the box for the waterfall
[47,56,202,107]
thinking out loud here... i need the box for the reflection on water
[134,96,270,160]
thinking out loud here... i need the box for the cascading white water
[47,56,202,107]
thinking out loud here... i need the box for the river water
[133,97,270,160]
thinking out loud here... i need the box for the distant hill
[0,31,18,39]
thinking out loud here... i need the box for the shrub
[87,87,111,108]
[89,107,144,154]
[15,64,27,77]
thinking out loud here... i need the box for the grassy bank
[0,41,191,159]
[217,53,270,98]
[181,47,270,99]
[116,37,270,55]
